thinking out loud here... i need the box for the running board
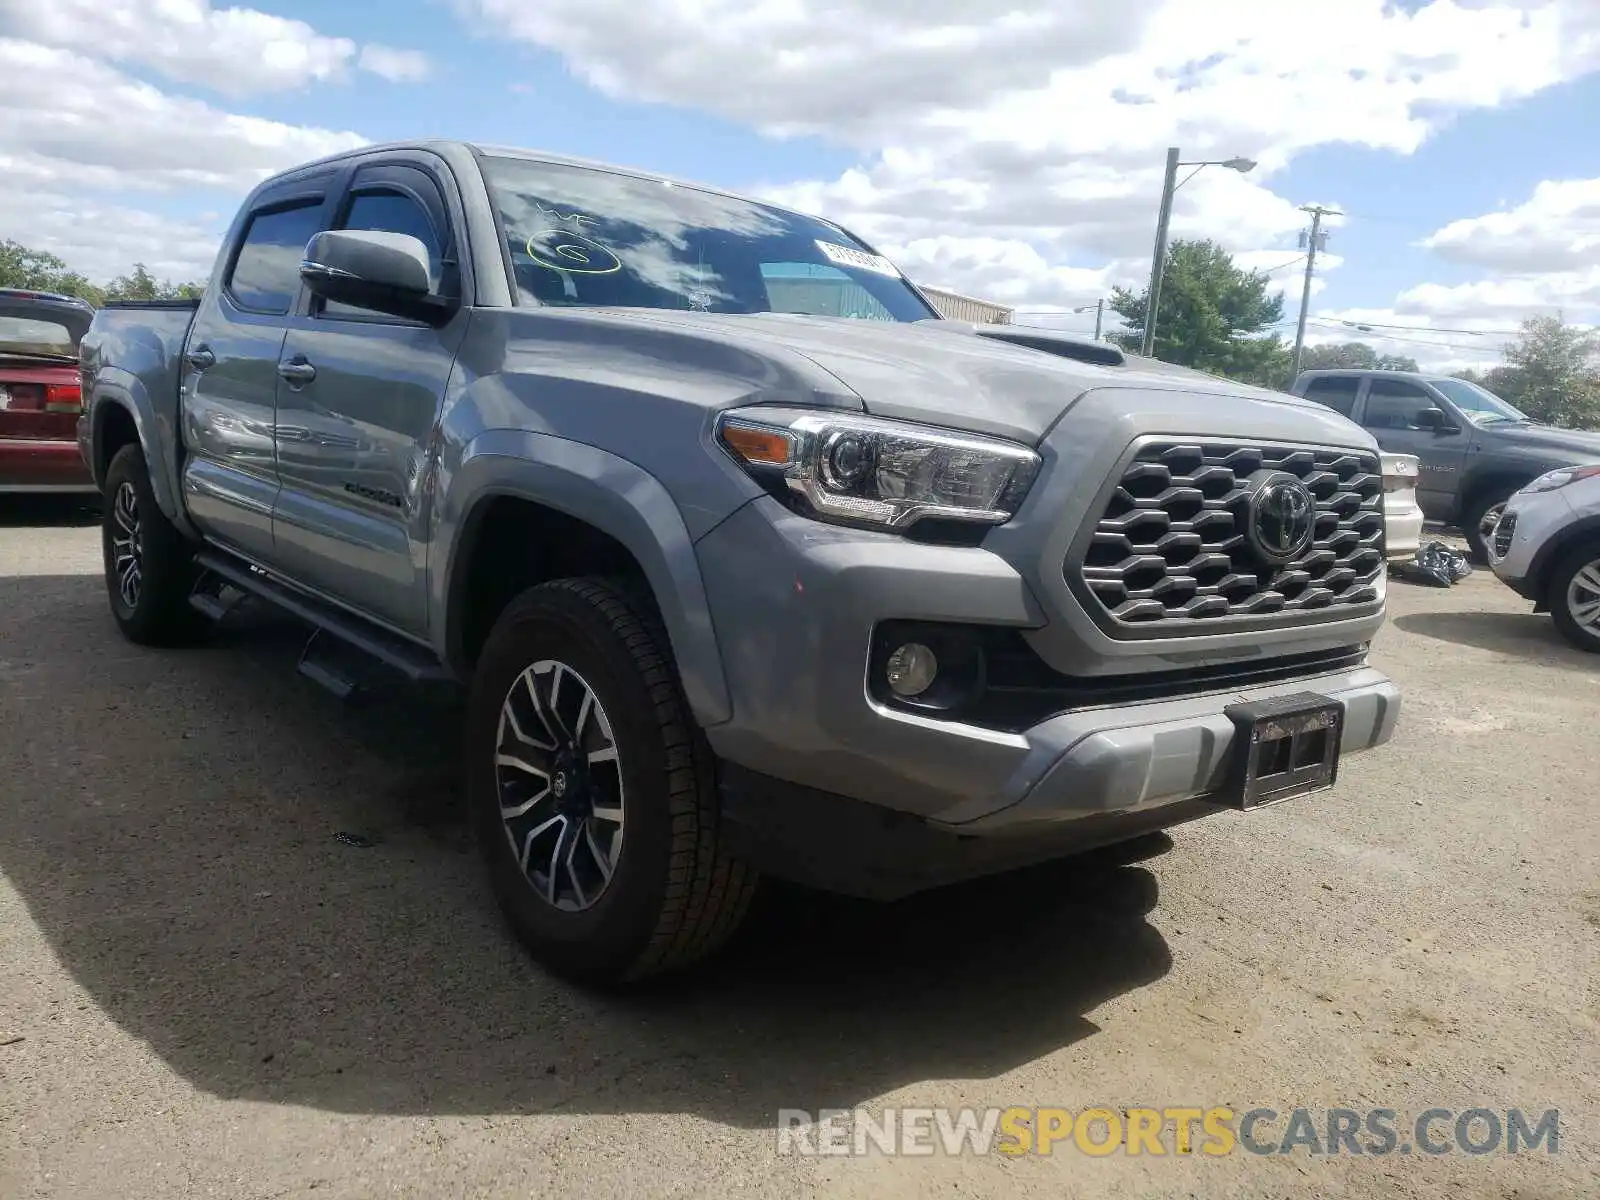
[191,550,455,686]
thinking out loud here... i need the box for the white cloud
[1358,174,1600,364]
[358,44,432,83]
[463,0,1600,312]
[1422,177,1600,272]
[0,38,365,282]
[0,0,428,96]
[0,40,366,193]
[0,189,223,284]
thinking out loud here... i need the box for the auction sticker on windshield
[815,240,901,278]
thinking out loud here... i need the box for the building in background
[916,285,1014,325]
[757,266,1015,325]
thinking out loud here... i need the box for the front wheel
[464,577,756,984]
[1549,543,1600,654]
[1464,491,1511,564]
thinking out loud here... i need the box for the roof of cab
[260,138,828,229]
[1297,368,1439,383]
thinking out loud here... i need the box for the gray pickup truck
[79,140,1401,983]
[1292,368,1600,561]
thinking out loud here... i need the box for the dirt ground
[1,498,1596,1199]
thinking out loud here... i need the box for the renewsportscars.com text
[775,1106,1560,1158]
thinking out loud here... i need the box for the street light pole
[1139,149,1257,358]
[1141,147,1180,358]
[1093,297,1104,340]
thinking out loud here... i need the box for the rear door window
[1300,376,1359,417]
[227,200,326,314]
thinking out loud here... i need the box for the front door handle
[185,345,216,371]
[277,356,317,387]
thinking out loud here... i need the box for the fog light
[885,642,938,697]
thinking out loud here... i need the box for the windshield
[0,316,78,359]
[1430,378,1529,425]
[482,155,937,322]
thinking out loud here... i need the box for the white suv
[1489,464,1600,652]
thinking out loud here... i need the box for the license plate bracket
[1221,692,1344,810]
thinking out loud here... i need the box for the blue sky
[5,0,1598,370]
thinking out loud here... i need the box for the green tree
[1497,315,1600,429]
[104,263,204,302]
[1109,239,1289,381]
[1455,364,1524,401]
[1294,341,1420,373]
[1375,352,1421,372]
[0,240,104,305]
[1300,341,1378,371]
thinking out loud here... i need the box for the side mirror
[1414,407,1459,435]
[299,230,456,326]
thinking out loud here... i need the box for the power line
[1311,316,1523,337]
[1258,254,1307,275]
[1302,326,1508,352]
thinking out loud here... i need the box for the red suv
[1,288,95,494]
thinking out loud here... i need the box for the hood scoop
[916,317,1126,368]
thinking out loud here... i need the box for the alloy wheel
[494,659,624,912]
[111,480,144,610]
[1566,558,1600,636]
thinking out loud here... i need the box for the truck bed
[78,302,199,499]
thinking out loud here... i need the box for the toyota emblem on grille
[1247,472,1316,565]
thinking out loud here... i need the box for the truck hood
[1481,420,1600,459]
[597,310,1342,445]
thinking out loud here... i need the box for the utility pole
[1141,147,1181,357]
[1093,297,1104,340]
[1290,204,1339,384]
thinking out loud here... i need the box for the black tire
[1463,489,1512,564]
[465,577,756,985]
[101,444,205,645]
[1548,541,1600,654]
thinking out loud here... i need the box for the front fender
[432,429,732,728]
[88,370,197,539]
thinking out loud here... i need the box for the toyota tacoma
[80,140,1401,983]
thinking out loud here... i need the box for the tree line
[1,240,204,306]
[1106,238,1600,430]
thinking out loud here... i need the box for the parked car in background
[1291,368,1600,562]
[1381,452,1423,563]
[1488,464,1600,652]
[0,289,95,494]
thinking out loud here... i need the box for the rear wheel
[101,445,204,645]
[465,577,756,984]
[1549,543,1600,654]
[1464,490,1512,564]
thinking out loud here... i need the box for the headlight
[715,407,1040,532]
[1522,463,1600,493]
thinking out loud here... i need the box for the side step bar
[190,551,455,687]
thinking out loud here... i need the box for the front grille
[1069,439,1385,631]
[1493,511,1517,558]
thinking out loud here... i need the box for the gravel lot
[2,497,1596,1200]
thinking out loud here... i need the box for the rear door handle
[185,345,216,371]
[277,356,317,387]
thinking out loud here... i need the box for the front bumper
[695,496,1400,854]
[1490,487,1575,599]
[1384,501,1424,562]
